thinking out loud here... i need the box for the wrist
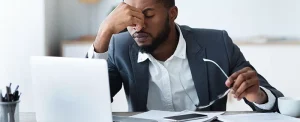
[254,88,268,104]
[100,22,113,34]
[94,26,113,53]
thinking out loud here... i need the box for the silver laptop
[30,56,112,122]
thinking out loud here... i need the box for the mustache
[132,31,151,38]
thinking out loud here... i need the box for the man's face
[124,0,171,53]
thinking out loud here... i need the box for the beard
[138,16,171,54]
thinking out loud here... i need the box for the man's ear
[169,6,178,21]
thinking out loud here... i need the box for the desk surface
[20,111,262,122]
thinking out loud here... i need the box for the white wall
[240,45,300,98]
[59,0,300,39]
[58,0,121,40]
[176,0,300,39]
[43,0,122,55]
[226,45,300,111]
[0,0,46,112]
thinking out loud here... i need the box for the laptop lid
[30,56,112,122]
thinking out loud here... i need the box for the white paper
[131,110,224,122]
[218,113,300,122]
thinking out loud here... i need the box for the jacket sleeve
[222,30,284,112]
[107,35,123,102]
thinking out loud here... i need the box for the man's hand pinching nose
[103,2,145,34]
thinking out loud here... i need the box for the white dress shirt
[137,27,199,111]
[88,25,276,111]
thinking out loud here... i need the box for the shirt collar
[137,24,187,63]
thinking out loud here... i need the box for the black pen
[14,85,19,93]
[0,89,2,102]
[18,93,22,101]
[11,85,20,101]
[6,86,10,101]
[14,91,19,101]
[9,83,12,94]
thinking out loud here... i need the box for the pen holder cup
[0,101,20,122]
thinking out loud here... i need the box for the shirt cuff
[253,86,276,110]
[87,44,108,59]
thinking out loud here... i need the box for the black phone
[164,113,208,122]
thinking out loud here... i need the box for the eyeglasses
[179,58,231,110]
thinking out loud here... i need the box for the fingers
[230,73,247,93]
[225,67,251,88]
[132,17,144,31]
[234,79,256,99]
[127,4,143,13]
[124,10,144,31]
[236,84,258,101]
[122,3,144,30]
[122,3,143,19]
[236,91,247,101]
[225,67,261,101]
[130,10,144,21]
[225,67,258,101]
[130,11,145,30]
[231,67,251,80]
[231,70,256,92]
[120,2,141,12]
[225,77,234,88]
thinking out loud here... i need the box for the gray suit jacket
[98,25,283,112]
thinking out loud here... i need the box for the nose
[133,19,148,31]
[133,25,145,32]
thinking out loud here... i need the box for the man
[87,0,283,112]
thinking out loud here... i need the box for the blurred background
[0,0,300,112]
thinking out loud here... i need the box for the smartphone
[164,113,208,122]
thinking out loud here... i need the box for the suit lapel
[129,43,149,111]
[181,26,211,111]
[129,26,210,111]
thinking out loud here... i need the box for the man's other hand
[225,67,268,104]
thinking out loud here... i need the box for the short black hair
[123,0,175,8]
[157,0,175,8]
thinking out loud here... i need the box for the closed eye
[143,8,155,19]
[145,15,154,18]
